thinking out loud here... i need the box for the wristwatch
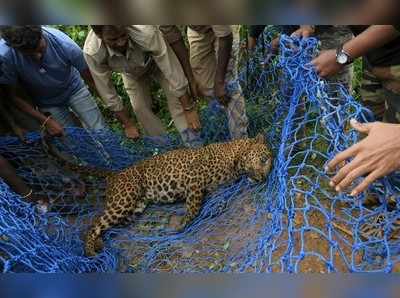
[336,44,353,65]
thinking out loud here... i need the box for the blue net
[1,30,400,273]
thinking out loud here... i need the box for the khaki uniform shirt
[83,25,188,111]
[160,25,232,44]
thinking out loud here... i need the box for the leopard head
[237,133,273,183]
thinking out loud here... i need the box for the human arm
[311,25,400,77]
[214,28,233,107]
[0,155,34,201]
[326,119,400,196]
[0,52,63,136]
[0,89,25,141]
[159,25,200,98]
[80,68,99,96]
[3,85,64,136]
[84,53,139,138]
[143,27,201,130]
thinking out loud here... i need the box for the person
[0,84,69,207]
[294,25,354,91]
[0,88,33,202]
[315,26,400,194]
[0,85,64,138]
[0,25,107,132]
[311,25,400,122]
[0,91,48,205]
[0,154,42,202]
[161,25,249,140]
[248,25,354,91]
[157,26,200,101]
[326,119,400,197]
[0,41,63,206]
[84,25,201,146]
[247,25,299,53]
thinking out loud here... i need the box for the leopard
[44,133,273,257]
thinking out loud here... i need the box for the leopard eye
[260,156,269,164]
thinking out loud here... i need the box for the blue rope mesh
[1,29,399,273]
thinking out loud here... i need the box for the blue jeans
[40,87,106,130]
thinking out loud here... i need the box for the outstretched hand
[45,118,65,137]
[326,119,400,196]
[184,109,201,131]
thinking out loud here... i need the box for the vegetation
[57,26,363,136]
[351,57,363,100]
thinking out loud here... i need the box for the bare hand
[311,49,343,78]
[124,125,140,140]
[46,118,65,137]
[214,81,231,107]
[184,109,201,131]
[326,119,400,196]
[291,25,315,38]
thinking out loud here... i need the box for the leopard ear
[253,133,265,144]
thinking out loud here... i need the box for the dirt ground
[117,182,400,273]
[269,197,360,273]
[112,192,361,272]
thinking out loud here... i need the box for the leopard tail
[85,226,103,257]
[42,135,113,178]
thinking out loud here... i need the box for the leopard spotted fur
[46,134,272,257]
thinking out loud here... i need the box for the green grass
[351,58,363,101]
